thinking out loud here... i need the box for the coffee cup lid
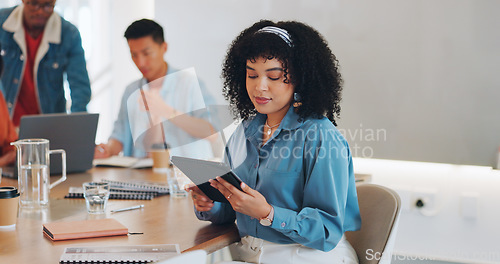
[0,187,20,199]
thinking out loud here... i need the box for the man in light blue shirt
[95,19,215,160]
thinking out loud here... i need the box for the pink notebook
[43,218,128,241]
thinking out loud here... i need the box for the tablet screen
[171,156,243,203]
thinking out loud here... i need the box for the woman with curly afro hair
[189,20,361,263]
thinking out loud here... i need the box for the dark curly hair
[222,20,343,126]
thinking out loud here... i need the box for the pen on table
[111,204,144,213]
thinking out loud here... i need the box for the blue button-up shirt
[196,107,361,252]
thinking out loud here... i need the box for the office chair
[156,250,207,264]
[345,184,401,264]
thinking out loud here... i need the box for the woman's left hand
[209,177,272,220]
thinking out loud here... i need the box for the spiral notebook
[65,187,156,200]
[65,180,170,200]
[102,179,169,195]
[59,244,180,263]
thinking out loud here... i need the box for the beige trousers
[219,235,359,264]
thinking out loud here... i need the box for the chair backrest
[156,250,207,264]
[345,184,401,264]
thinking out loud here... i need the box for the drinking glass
[83,182,110,214]
[168,167,190,198]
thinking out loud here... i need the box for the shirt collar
[280,106,303,131]
[140,63,172,90]
[243,106,304,140]
[3,5,61,44]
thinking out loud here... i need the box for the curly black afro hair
[222,20,343,126]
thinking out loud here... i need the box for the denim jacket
[0,5,91,116]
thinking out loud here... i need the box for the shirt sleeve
[109,83,136,156]
[194,201,236,225]
[269,126,355,251]
[65,24,91,113]
[194,134,237,224]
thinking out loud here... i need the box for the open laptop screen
[18,112,99,175]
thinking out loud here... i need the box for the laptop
[14,112,99,175]
[170,156,242,203]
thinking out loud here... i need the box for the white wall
[355,158,500,263]
[2,0,19,7]
[154,0,500,168]
[88,0,154,143]
[154,0,342,105]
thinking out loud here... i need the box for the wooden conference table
[0,167,240,263]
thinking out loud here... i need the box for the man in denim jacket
[0,1,91,126]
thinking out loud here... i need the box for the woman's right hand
[186,184,214,212]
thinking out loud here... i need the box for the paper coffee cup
[0,187,20,228]
[152,149,170,173]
